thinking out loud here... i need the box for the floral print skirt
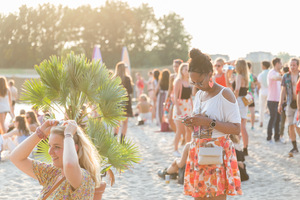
[184,136,242,198]
[173,99,192,120]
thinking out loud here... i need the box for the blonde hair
[214,57,225,65]
[50,126,101,187]
[235,59,249,86]
[175,63,189,81]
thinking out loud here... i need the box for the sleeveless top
[181,85,192,99]
[193,88,241,138]
[232,81,248,96]
[215,73,227,87]
[0,94,10,113]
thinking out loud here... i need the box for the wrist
[36,127,47,140]
[64,133,73,138]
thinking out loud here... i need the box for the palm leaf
[33,138,52,163]
[87,118,141,172]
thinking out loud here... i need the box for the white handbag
[198,146,223,165]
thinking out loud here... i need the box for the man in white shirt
[257,61,271,128]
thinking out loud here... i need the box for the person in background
[135,72,144,98]
[10,120,101,199]
[0,76,13,134]
[152,69,160,122]
[1,115,31,152]
[173,63,193,157]
[8,79,18,118]
[146,71,154,103]
[267,58,282,143]
[257,61,271,128]
[26,111,40,132]
[113,62,133,143]
[247,61,258,130]
[213,57,227,87]
[165,59,183,132]
[234,59,250,156]
[155,69,170,127]
[279,65,290,140]
[279,58,300,153]
[136,94,152,124]
[183,48,242,199]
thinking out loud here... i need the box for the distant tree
[155,12,192,65]
[276,52,292,64]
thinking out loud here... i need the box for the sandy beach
[1,107,300,200]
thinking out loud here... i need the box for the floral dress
[184,88,242,198]
[32,160,95,199]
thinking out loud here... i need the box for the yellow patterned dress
[32,160,95,200]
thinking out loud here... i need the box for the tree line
[0,1,192,69]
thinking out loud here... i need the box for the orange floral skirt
[184,136,242,198]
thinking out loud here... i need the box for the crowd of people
[1,52,300,199]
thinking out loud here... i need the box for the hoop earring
[209,77,214,88]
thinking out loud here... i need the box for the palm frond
[87,118,141,172]
[21,79,51,109]
[33,139,52,163]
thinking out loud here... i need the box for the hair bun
[189,48,202,59]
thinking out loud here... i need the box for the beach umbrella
[93,45,103,63]
[121,46,131,76]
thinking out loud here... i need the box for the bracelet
[36,127,48,140]
[64,133,73,138]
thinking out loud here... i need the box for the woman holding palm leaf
[10,119,101,199]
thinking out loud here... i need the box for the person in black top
[172,63,193,157]
[113,62,133,143]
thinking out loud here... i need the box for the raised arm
[62,120,83,190]
[10,120,58,179]
[2,129,18,139]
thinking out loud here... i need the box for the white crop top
[193,88,241,138]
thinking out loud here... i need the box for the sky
[1,0,299,60]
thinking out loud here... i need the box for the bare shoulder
[222,87,236,103]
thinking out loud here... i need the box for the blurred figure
[0,76,13,134]
[267,58,282,143]
[135,72,144,98]
[234,59,250,156]
[8,79,18,118]
[113,62,133,143]
[1,115,31,152]
[26,111,40,132]
[257,61,271,128]
[165,59,183,132]
[279,58,300,153]
[155,69,170,126]
[279,65,290,139]
[247,61,258,130]
[213,57,227,87]
[146,71,154,103]
[173,63,192,157]
[137,94,152,124]
[152,69,160,121]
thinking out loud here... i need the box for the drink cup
[165,175,170,184]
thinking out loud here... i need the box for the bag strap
[42,176,66,200]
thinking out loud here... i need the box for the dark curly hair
[188,48,213,74]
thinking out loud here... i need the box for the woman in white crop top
[182,48,242,199]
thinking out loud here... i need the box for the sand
[1,108,300,200]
